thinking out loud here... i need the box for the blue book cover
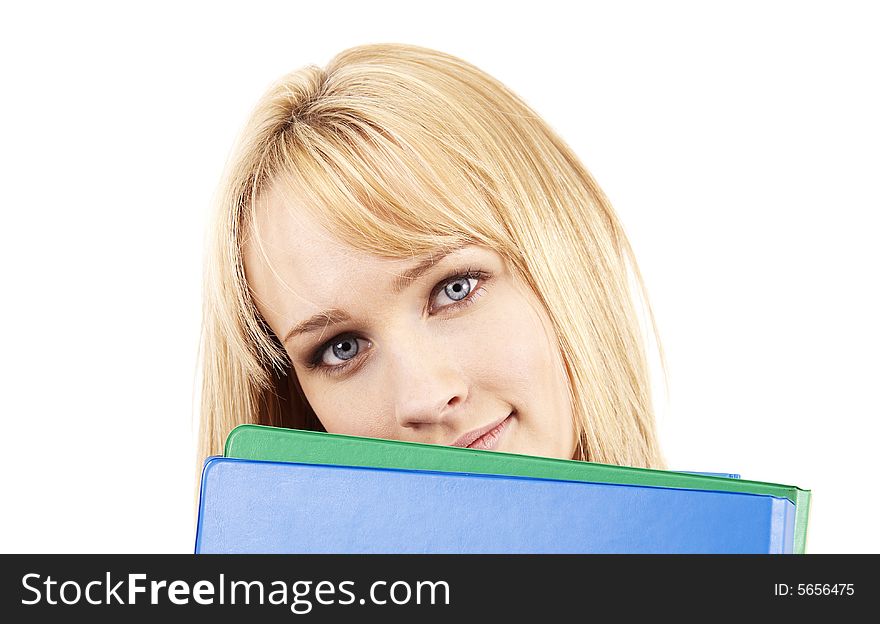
[195,457,795,554]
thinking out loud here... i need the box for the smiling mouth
[455,413,514,451]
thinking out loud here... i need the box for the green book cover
[224,424,811,553]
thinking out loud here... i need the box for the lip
[451,412,514,449]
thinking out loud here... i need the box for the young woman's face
[243,184,577,460]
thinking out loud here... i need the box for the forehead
[243,184,420,321]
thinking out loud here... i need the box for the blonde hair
[198,43,667,476]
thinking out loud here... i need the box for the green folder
[224,424,811,553]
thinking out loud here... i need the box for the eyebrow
[390,249,456,294]
[281,248,460,345]
[282,308,352,345]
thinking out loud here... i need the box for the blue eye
[433,275,479,309]
[444,277,472,301]
[316,335,370,367]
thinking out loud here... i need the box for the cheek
[476,288,575,454]
[466,291,561,399]
[298,372,394,438]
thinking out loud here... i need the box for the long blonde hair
[198,43,666,475]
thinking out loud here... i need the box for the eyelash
[304,268,491,377]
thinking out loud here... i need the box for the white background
[1,1,877,553]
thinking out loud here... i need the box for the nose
[385,334,470,429]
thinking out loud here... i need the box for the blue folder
[194,457,796,554]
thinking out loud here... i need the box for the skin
[243,183,578,460]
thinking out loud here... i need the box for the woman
[198,43,666,471]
